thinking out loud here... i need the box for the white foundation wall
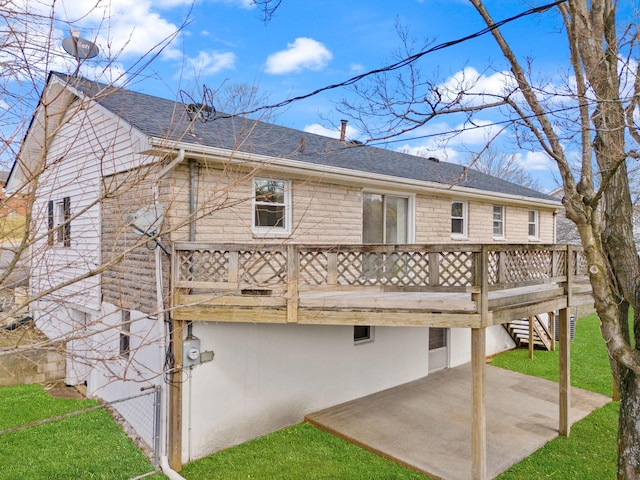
[183,323,430,461]
[86,303,165,449]
[87,303,164,397]
[448,326,516,368]
[486,324,517,356]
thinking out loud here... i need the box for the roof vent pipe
[340,119,348,142]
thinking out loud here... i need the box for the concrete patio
[305,363,610,479]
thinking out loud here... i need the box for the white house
[8,72,589,471]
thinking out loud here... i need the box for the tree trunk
[618,366,640,478]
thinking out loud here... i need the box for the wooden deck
[167,242,592,477]
[171,243,592,328]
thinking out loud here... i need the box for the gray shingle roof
[54,72,557,203]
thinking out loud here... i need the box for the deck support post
[559,307,570,436]
[168,319,184,471]
[471,327,487,480]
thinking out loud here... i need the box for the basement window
[120,309,131,359]
[354,325,373,344]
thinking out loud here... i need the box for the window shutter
[47,200,54,245]
[63,196,71,247]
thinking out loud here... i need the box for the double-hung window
[451,201,467,238]
[48,197,71,247]
[253,178,291,236]
[493,205,505,239]
[528,210,539,239]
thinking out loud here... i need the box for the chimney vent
[340,119,348,142]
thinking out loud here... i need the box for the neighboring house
[8,73,590,472]
[549,186,581,244]
[0,170,27,216]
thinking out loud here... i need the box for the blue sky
[13,0,632,192]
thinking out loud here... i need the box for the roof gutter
[156,148,186,181]
[147,139,561,209]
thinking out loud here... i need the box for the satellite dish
[127,204,164,237]
[62,35,99,60]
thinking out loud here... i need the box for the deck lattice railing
[173,243,586,294]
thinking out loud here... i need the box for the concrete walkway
[305,364,610,479]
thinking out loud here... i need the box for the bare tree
[332,1,640,476]
[0,1,261,465]
[465,145,541,191]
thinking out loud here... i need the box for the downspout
[187,157,196,461]
[153,148,185,475]
[160,456,187,480]
[189,159,196,242]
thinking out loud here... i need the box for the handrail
[172,243,585,295]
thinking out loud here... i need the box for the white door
[428,327,449,372]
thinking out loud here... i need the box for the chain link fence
[104,387,162,467]
[0,385,162,479]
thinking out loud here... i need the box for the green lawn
[0,384,156,480]
[494,313,617,479]
[490,313,613,397]
[0,313,619,479]
[180,422,426,480]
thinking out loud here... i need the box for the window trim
[493,205,505,239]
[528,209,539,240]
[451,201,468,239]
[252,178,292,238]
[48,196,71,247]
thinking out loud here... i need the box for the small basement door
[428,327,449,372]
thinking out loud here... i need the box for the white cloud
[208,0,255,8]
[436,67,517,106]
[185,51,236,76]
[265,38,332,74]
[515,151,555,172]
[396,144,461,163]
[402,119,504,149]
[151,0,196,7]
[94,1,182,60]
[304,122,358,140]
[12,0,184,63]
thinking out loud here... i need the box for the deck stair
[505,315,554,351]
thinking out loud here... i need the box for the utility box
[183,336,201,367]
